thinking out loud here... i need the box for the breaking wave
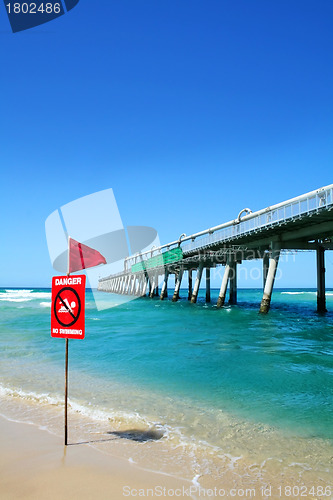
[0,289,51,302]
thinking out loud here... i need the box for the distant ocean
[1,287,332,488]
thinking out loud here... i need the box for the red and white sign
[51,275,86,339]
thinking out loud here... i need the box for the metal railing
[181,185,333,254]
[100,184,333,278]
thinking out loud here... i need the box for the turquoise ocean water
[0,287,332,487]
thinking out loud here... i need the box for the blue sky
[0,0,332,288]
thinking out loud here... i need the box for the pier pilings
[172,268,184,302]
[216,261,231,308]
[316,246,327,313]
[160,271,169,300]
[191,263,204,303]
[130,275,136,295]
[229,260,237,304]
[142,276,148,296]
[259,246,280,314]
[154,274,159,297]
[263,252,269,288]
[206,268,211,303]
[188,269,193,300]
[149,275,156,298]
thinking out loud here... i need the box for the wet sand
[0,415,193,500]
[1,397,332,500]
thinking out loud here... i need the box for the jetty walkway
[98,184,333,313]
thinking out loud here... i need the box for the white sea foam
[0,383,167,436]
[192,474,201,486]
[0,297,31,302]
[223,453,243,470]
[0,290,51,303]
[0,384,62,407]
[288,462,312,471]
[281,291,317,295]
[40,302,51,308]
[0,412,35,426]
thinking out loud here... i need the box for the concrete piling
[259,246,280,314]
[191,263,204,303]
[142,276,148,296]
[130,275,136,295]
[154,274,159,297]
[135,277,139,295]
[123,278,127,294]
[149,275,156,298]
[216,261,230,308]
[263,252,269,288]
[206,268,211,303]
[139,274,145,295]
[229,260,237,304]
[172,268,184,302]
[126,275,132,294]
[188,269,193,300]
[316,246,327,313]
[160,270,169,300]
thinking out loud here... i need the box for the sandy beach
[0,415,193,500]
[2,410,332,500]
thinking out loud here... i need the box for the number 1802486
[6,3,62,14]
[278,485,332,497]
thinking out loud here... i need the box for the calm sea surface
[1,287,332,487]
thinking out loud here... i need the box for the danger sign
[51,275,86,339]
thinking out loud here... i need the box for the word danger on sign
[51,275,86,340]
[54,276,83,286]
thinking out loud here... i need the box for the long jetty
[98,184,333,313]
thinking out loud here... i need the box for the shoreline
[0,414,194,500]
[1,392,332,499]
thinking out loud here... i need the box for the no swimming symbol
[3,0,80,33]
[54,287,81,327]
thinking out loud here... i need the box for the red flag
[69,238,106,273]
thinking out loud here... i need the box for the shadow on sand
[68,428,164,446]
[107,429,164,442]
